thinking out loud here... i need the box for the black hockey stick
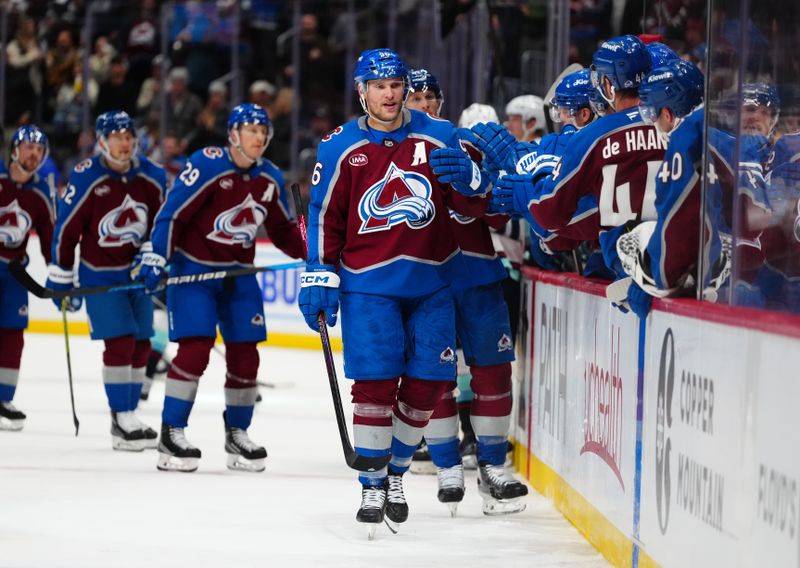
[291,183,390,473]
[9,259,304,300]
[60,299,80,436]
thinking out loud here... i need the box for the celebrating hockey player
[0,126,55,431]
[138,103,305,473]
[47,111,166,450]
[298,48,498,536]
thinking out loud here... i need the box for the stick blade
[544,63,584,104]
[346,452,392,473]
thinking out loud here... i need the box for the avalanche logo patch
[18,304,28,317]
[440,346,455,364]
[97,194,149,247]
[358,162,435,234]
[251,314,265,326]
[207,193,267,248]
[0,199,33,248]
[497,334,513,352]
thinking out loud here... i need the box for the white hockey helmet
[505,95,546,131]
[458,103,500,128]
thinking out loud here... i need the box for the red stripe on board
[522,267,800,339]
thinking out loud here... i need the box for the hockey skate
[128,412,158,449]
[0,401,26,431]
[110,411,147,451]
[477,463,529,515]
[409,438,436,474]
[224,413,267,473]
[384,473,408,532]
[437,463,465,517]
[356,483,387,540]
[459,432,478,470]
[157,423,201,472]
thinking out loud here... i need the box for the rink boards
[22,235,341,350]
[511,267,800,568]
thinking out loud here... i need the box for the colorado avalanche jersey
[52,155,165,284]
[449,131,507,290]
[0,161,55,265]
[150,147,305,268]
[530,108,667,234]
[308,110,488,297]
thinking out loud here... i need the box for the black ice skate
[409,438,436,475]
[110,411,147,451]
[356,483,387,540]
[436,463,465,517]
[224,412,267,472]
[157,423,201,472]
[385,473,408,531]
[0,400,26,431]
[477,462,529,516]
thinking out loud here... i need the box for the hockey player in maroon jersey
[47,111,165,450]
[298,49,496,536]
[0,126,55,430]
[139,103,305,473]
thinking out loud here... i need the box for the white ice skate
[110,411,147,451]
[128,411,158,449]
[224,427,267,472]
[0,401,26,431]
[156,424,201,472]
[437,463,465,517]
[477,463,528,516]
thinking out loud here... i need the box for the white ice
[2,334,609,568]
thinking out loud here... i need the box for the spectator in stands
[95,55,138,116]
[125,0,160,86]
[52,59,97,156]
[5,15,43,126]
[136,55,164,119]
[162,67,203,153]
[88,36,116,84]
[187,80,229,153]
[148,131,187,188]
[45,29,80,115]
[249,80,276,110]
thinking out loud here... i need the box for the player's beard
[369,99,402,124]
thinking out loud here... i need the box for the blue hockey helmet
[95,110,135,139]
[588,85,610,117]
[353,48,408,89]
[591,35,651,99]
[550,68,593,123]
[227,103,273,160]
[646,42,680,68]
[741,82,780,114]
[9,125,49,175]
[638,60,704,124]
[407,68,443,99]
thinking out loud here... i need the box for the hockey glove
[137,251,167,293]
[45,265,82,312]
[627,282,652,319]
[430,148,490,195]
[489,174,532,216]
[298,264,340,332]
[130,241,153,281]
[471,122,516,172]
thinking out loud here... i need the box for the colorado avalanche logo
[97,194,149,247]
[207,194,267,248]
[0,199,33,248]
[358,163,435,234]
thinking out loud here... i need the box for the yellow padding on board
[511,438,659,568]
[26,320,343,352]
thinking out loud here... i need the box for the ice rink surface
[2,334,609,568]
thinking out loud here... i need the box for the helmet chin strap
[228,128,267,165]
[358,83,406,125]
[99,136,137,170]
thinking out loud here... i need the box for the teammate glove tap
[137,250,167,293]
[488,173,531,216]
[45,265,83,312]
[298,264,340,332]
[429,147,491,195]
[470,122,516,172]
